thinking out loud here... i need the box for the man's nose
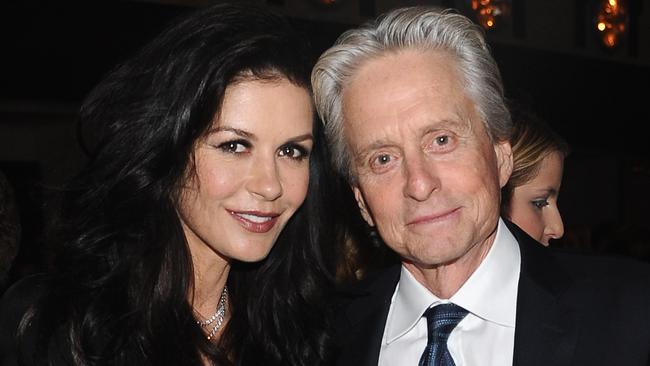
[402,153,440,202]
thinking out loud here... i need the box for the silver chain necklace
[196,286,228,340]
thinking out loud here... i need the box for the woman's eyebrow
[209,126,255,140]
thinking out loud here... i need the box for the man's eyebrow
[353,138,399,163]
[420,117,470,134]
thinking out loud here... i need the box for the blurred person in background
[501,104,569,246]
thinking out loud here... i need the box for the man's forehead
[341,52,464,121]
[342,85,473,139]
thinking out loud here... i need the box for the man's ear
[351,184,375,227]
[495,140,513,188]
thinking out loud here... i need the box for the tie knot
[422,303,468,339]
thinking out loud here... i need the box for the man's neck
[403,238,495,299]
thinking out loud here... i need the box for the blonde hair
[501,106,569,216]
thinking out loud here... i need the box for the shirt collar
[385,218,521,344]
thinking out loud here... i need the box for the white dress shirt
[378,219,521,366]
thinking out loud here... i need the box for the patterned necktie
[418,303,469,366]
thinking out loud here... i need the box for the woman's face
[508,151,565,246]
[177,77,313,264]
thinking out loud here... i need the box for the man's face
[342,49,512,269]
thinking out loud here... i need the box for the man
[312,6,650,366]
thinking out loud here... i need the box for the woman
[0,3,334,365]
[501,104,570,246]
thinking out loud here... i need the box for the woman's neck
[189,245,231,319]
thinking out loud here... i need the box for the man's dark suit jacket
[333,221,650,366]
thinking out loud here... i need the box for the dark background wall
[1,0,649,280]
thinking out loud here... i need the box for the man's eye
[366,153,397,173]
[435,135,450,145]
[425,133,456,153]
[374,154,391,165]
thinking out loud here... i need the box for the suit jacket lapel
[335,265,401,366]
[509,221,581,366]
[336,223,583,366]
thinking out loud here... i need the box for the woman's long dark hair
[20,3,334,365]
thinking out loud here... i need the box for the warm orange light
[595,0,626,48]
[604,33,616,47]
[471,0,510,30]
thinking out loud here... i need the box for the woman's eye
[532,199,549,209]
[218,140,248,153]
[279,145,308,160]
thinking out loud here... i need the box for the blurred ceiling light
[314,0,339,6]
[471,0,510,30]
[595,0,627,48]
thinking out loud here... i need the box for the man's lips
[229,210,280,233]
[406,207,460,226]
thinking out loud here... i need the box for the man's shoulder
[335,264,401,299]
[330,265,399,364]
[515,248,650,365]
[332,264,400,323]
[510,220,650,291]
[549,248,650,289]
[520,237,650,306]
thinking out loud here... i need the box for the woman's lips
[229,210,279,233]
